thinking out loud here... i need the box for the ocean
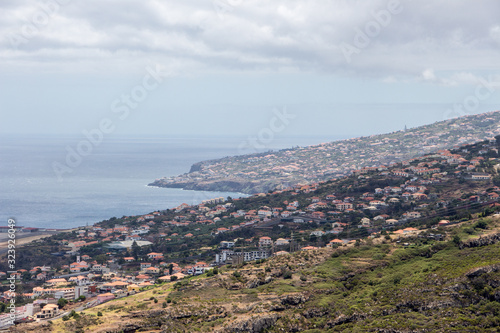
[0,134,345,229]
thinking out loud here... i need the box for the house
[359,217,371,227]
[488,192,499,200]
[36,304,59,319]
[257,210,272,217]
[335,203,353,211]
[469,173,491,180]
[438,220,450,226]
[147,252,164,260]
[327,239,344,247]
[403,227,418,234]
[127,284,140,293]
[144,267,160,275]
[135,274,150,282]
[386,219,399,225]
[45,278,67,286]
[301,246,319,251]
[97,292,115,303]
[220,241,235,248]
[140,263,152,270]
[76,275,90,286]
[412,193,428,200]
[275,238,289,246]
[91,264,108,273]
[404,211,422,219]
[259,236,272,247]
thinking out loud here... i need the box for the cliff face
[148,179,282,194]
[189,161,204,173]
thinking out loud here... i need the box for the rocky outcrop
[246,275,273,289]
[465,264,500,278]
[302,307,330,318]
[164,305,226,320]
[223,315,278,333]
[459,233,500,249]
[326,313,367,327]
[280,293,309,306]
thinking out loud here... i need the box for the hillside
[4,136,500,331]
[150,111,500,194]
[16,216,500,332]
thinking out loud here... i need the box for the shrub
[97,311,102,316]
[464,227,474,235]
[475,220,488,229]
[283,271,293,279]
[57,298,68,308]
[233,271,241,278]
[62,315,69,321]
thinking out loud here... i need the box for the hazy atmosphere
[4,2,500,331]
[1,0,500,138]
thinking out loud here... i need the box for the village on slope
[2,136,500,326]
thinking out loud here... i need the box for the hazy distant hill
[150,111,500,194]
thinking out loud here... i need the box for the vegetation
[16,216,500,332]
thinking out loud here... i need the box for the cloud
[0,0,499,81]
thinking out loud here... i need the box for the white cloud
[490,25,500,43]
[0,0,499,81]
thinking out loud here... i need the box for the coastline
[0,229,71,255]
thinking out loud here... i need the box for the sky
[1,0,500,139]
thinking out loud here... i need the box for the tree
[132,241,140,260]
[95,254,107,265]
[57,298,68,308]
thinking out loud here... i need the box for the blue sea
[0,134,345,229]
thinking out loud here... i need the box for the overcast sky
[1,0,500,139]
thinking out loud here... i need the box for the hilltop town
[150,111,500,194]
[3,135,500,330]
